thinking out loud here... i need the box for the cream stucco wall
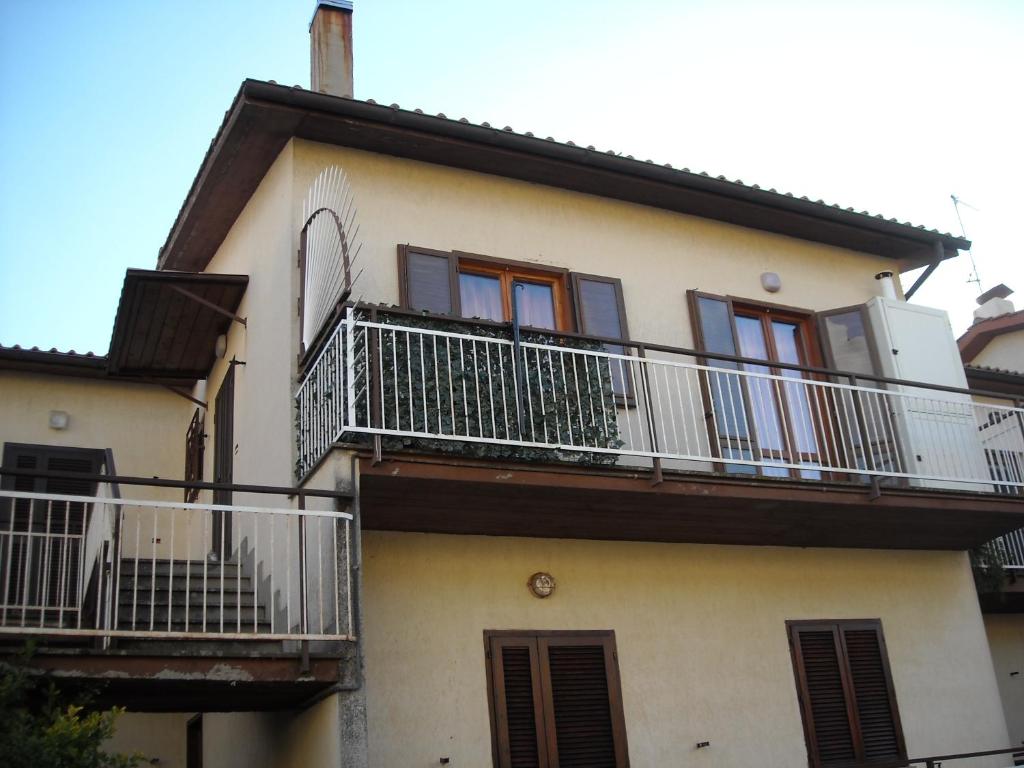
[972,329,1024,372]
[291,139,901,354]
[362,531,1009,768]
[985,613,1024,748]
[107,699,343,768]
[105,712,191,766]
[0,371,189,482]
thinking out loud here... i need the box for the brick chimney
[310,1,353,98]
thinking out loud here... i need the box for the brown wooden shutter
[571,274,629,341]
[399,245,459,315]
[184,407,205,503]
[793,626,857,766]
[487,631,629,768]
[489,636,548,768]
[789,620,905,768]
[842,627,904,762]
[540,639,621,768]
[571,273,631,399]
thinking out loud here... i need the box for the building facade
[2,4,1023,767]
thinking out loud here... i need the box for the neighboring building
[2,3,1023,767]
[959,285,1024,755]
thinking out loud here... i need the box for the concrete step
[119,560,241,579]
[121,575,255,594]
[117,604,268,625]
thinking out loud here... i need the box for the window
[688,292,827,478]
[485,630,629,768]
[399,246,631,395]
[787,620,906,768]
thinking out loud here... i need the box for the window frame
[786,618,907,768]
[687,290,835,479]
[483,629,630,768]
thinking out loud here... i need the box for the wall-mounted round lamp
[214,334,228,359]
[528,572,556,599]
[48,410,70,430]
[760,272,782,293]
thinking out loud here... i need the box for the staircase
[116,559,272,635]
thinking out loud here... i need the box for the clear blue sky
[1,0,1021,353]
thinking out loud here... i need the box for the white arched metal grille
[300,165,361,353]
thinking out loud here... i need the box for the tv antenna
[951,194,981,293]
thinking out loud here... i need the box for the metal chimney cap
[311,0,353,28]
[976,283,1014,305]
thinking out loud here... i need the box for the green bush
[0,645,143,768]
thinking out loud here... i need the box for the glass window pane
[459,272,503,322]
[514,280,556,330]
[822,310,876,375]
[736,316,785,451]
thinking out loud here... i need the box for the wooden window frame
[687,290,837,479]
[484,629,630,768]
[787,619,906,768]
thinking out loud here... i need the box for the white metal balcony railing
[297,310,1024,500]
[0,484,354,642]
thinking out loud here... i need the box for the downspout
[296,451,364,708]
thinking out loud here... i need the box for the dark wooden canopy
[107,269,248,380]
[358,454,1024,551]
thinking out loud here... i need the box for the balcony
[0,472,355,710]
[297,309,1023,550]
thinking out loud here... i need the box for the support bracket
[169,285,247,327]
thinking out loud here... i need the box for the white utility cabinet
[865,296,991,491]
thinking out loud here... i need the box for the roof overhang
[964,365,1024,397]
[107,269,248,380]
[158,79,971,273]
[0,346,109,380]
[958,310,1024,363]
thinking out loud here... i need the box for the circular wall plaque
[528,572,556,598]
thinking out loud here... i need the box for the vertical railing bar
[594,353,609,446]
[150,508,157,631]
[40,501,54,626]
[168,509,175,632]
[344,518,352,638]
[285,512,292,634]
[619,357,636,452]
[20,502,36,626]
[460,339,469,437]
[498,341,510,440]
[219,510,225,633]
[473,341,484,438]
[570,351,584,446]
[405,330,414,433]
[433,335,442,435]
[2,507,15,626]
[202,512,209,633]
[317,510,325,636]
[130,507,140,631]
[546,350,560,445]
[236,514,242,634]
[346,310,357,429]
[253,511,260,634]
[486,342,497,440]
[184,501,191,634]
[269,514,276,634]
[446,337,455,437]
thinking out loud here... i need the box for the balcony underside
[2,645,352,711]
[358,454,1024,551]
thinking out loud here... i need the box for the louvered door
[789,620,905,768]
[487,631,629,768]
